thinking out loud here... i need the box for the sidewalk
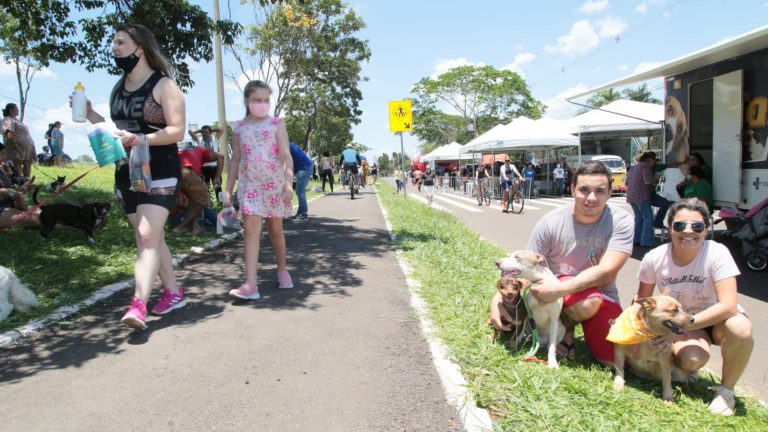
[0,188,461,431]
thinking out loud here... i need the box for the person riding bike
[339,144,362,190]
[475,163,491,206]
[500,156,524,212]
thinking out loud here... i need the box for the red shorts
[561,279,622,363]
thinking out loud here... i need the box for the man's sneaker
[277,269,294,289]
[708,386,735,416]
[229,282,261,300]
[152,287,187,315]
[121,297,148,330]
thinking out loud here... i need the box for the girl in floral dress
[224,80,294,299]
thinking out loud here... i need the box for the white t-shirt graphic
[637,240,740,315]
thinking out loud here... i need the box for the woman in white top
[636,198,753,416]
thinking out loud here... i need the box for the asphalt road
[398,179,767,402]
[0,187,462,432]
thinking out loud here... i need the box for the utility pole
[213,0,229,172]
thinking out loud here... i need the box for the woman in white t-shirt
[636,198,753,416]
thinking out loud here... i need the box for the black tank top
[111,72,180,182]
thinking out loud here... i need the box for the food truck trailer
[570,25,768,210]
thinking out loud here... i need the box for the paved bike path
[0,187,462,431]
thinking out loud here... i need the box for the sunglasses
[671,221,707,233]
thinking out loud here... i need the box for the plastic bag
[129,141,151,192]
[216,207,240,234]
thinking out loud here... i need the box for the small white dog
[0,265,41,323]
[496,250,565,368]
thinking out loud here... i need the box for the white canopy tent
[566,99,663,137]
[460,122,517,153]
[461,117,578,153]
[421,142,475,162]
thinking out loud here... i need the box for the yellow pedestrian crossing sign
[389,100,413,132]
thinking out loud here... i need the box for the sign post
[389,100,413,199]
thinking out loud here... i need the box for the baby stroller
[714,197,768,271]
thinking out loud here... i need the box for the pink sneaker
[277,269,293,289]
[152,287,186,315]
[229,282,261,300]
[121,297,148,330]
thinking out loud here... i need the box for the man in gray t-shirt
[490,160,633,366]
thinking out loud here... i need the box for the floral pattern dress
[2,116,37,162]
[232,116,292,218]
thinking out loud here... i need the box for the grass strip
[1,163,322,332]
[377,181,768,431]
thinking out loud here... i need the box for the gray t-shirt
[526,203,634,304]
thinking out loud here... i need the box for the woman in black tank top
[84,24,187,330]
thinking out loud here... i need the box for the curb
[0,231,242,348]
[0,191,327,348]
[374,186,495,432]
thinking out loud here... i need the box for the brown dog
[488,276,530,349]
[609,293,695,402]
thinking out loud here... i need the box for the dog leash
[520,283,540,358]
[33,165,59,182]
[1,164,100,232]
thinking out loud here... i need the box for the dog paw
[547,359,559,369]
[613,377,625,392]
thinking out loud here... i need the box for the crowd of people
[1,22,754,419]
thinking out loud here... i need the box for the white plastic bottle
[71,82,87,123]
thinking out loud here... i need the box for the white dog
[496,250,565,368]
[0,265,41,323]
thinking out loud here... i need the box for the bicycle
[349,171,358,199]
[502,179,525,214]
[476,178,491,206]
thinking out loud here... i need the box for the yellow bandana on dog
[606,308,655,345]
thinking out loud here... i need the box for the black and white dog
[33,187,112,242]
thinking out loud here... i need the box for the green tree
[391,152,411,171]
[0,6,78,120]
[621,83,661,104]
[410,65,545,144]
[75,154,95,164]
[585,88,623,109]
[411,103,471,152]
[231,0,369,156]
[1,0,254,91]
[376,153,392,175]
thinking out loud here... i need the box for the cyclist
[500,156,524,212]
[339,143,361,191]
[475,162,491,206]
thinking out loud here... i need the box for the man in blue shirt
[338,144,362,190]
[289,143,313,220]
[523,162,536,198]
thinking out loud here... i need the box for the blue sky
[1,0,767,162]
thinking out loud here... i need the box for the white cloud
[633,61,663,74]
[0,60,57,80]
[617,64,629,71]
[595,16,627,39]
[502,52,535,77]
[542,84,590,120]
[578,0,609,14]
[432,57,486,79]
[635,2,648,13]
[544,20,599,56]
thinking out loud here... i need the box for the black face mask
[113,48,140,74]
